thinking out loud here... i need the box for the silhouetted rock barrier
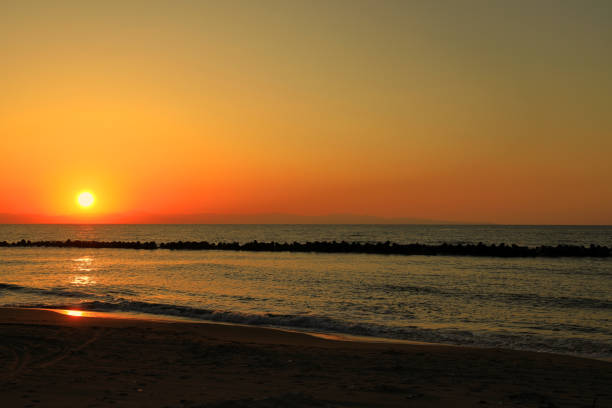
[0,239,610,257]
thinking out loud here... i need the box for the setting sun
[77,192,95,208]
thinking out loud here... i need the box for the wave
[11,299,611,360]
[483,292,612,310]
[5,281,608,312]
[0,282,136,299]
[377,283,612,310]
[380,284,443,294]
[0,283,94,299]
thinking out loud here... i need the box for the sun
[77,191,95,208]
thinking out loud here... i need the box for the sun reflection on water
[70,256,97,286]
[73,256,93,271]
[70,275,97,285]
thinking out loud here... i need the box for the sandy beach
[0,308,609,407]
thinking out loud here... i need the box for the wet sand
[0,308,610,407]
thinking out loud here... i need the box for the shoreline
[9,306,461,348]
[23,306,612,363]
[10,306,612,363]
[46,307,454,347]
[1,307,610,407]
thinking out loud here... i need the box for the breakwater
[0,239,610,257]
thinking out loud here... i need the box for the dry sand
[0,308,610,407]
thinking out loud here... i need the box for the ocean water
[1,224,611,359]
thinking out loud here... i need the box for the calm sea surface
[1,225,611,359]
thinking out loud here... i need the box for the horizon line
[1,223,612,227]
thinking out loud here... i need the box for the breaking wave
[0,282,94,298]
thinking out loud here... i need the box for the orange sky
[1,1,611,224]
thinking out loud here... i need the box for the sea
[1,224,610,360]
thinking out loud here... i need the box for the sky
[1,0,611,224]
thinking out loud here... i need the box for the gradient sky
[1,0,611,224]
